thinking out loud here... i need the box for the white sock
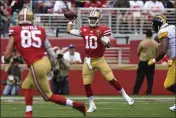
[26,105,32,112]
[88,96,94,104]
[120,88,131,101]
[66,99,73,107]
[119,88,126,95]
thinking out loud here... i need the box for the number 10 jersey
[80,25,111,58]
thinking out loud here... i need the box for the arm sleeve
[43,39,56,62]
[102,26,111,36]
[70,29,81,36]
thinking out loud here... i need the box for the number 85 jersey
[80,25,111,58]
[9,25,46,66]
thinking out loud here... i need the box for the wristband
[68,21,73,25]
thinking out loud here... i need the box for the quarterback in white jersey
[148,15,176,112]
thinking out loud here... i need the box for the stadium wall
[0,38,172,95]
[0,69,172,95]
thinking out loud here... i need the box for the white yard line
[1,96,175,100]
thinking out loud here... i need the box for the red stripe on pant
[30,65,49,101]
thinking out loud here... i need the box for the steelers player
[4,7,86,117]
[148,15,176,112]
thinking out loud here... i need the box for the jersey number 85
[21,30,42,48]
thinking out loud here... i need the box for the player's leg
[164,60,176,93]
[96,57,134,105]
[31,57,86,116]
[22,72,33,117]
[82,60,95,112]
[164,60,176,111]
[170,104,176,112]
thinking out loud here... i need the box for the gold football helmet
[88,10,100,27]
[18,7,34,25]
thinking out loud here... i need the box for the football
[64,10,77,20]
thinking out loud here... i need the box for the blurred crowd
[31,0,176,13]
[0,0,176,36]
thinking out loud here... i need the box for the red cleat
[74,102,87,116]
[24,111,32,118]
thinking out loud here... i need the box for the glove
[168,60,173,67]
[85,57,93,69]
[148,58,156,65]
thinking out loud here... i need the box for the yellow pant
[22,57,52,101]
[164,60,176,89]
[82,57,114,85]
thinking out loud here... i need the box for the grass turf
[1,96,175,117]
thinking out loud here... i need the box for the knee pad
[82,74,93,85]
[104,71,114,81]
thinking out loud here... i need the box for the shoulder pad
[158,28,168,39]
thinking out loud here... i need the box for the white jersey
[143,1,165,14]
[158,24,176,59]
[129,0,144,11]
[63,51,82,63]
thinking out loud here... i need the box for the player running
[67,10,134,112]
[4,7,86,117]
[148,15,176,112]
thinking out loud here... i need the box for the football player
[4,7,86,117]
[67,10,134,112]
[148,15,176,112]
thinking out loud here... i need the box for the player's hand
[71,16,77,22]
[85,57,93,69]
[168,59,173,67]
[106,42,111,48]
[68,16,77,25]
[148,58,156,65]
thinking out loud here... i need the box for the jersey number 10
[21,30,42,48]
[85,36,98,49]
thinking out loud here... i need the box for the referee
[132,30,158,95]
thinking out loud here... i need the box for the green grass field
[1,96,175,117]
